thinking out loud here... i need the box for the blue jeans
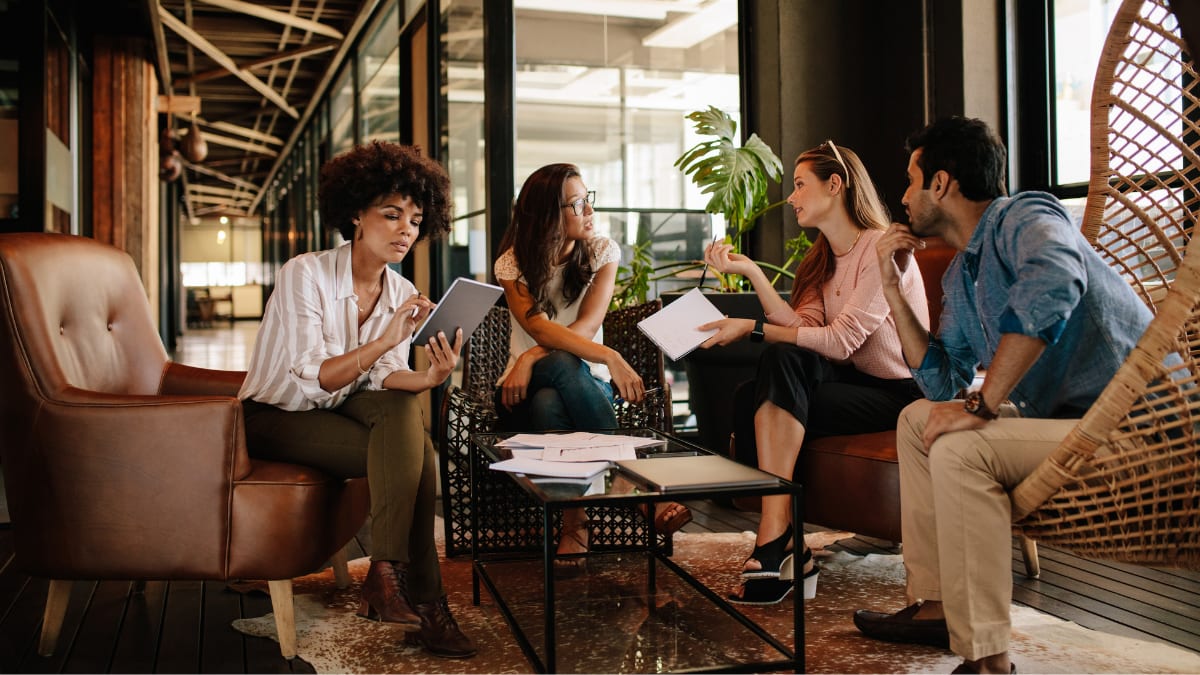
[495,350,617,431]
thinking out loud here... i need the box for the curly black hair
[317,141,452,243]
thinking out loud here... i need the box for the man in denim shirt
[853,117,1152,674]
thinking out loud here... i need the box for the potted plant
[612,106,810,451]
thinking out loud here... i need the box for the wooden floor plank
[61,580,133,673]
[1033,546,1200,597]
[155,580,203,674]
[1012,572,1200,652]
[108,581,168,674]
[0,574,42,674]
[200,582,248,674]
[1019,553,1200,633]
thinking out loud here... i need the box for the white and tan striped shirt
[238,242,417,411]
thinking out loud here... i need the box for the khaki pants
[897,399,1075,659]
[242,390,443,602]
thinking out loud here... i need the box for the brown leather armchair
[0,233,368,660]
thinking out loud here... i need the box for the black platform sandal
[729,548,820,605]
[741,523,795,579]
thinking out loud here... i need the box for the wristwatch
[963,390,998,420]
[750,319,765,343]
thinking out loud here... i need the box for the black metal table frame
[468,430,804,674]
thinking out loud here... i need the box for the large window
[1049,0,1188,227]
[1053,0,1122,188]
[513,3,740,252]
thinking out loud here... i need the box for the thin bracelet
[355,349,370,376]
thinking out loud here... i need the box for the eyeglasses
[561,190,596,216]
[823,140,851,188]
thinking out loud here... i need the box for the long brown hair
[788,142,890,308]
[498,163,592,319]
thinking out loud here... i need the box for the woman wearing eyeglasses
[699,141,929,605]
[493,162,692,575]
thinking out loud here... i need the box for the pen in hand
[698,236,719,288]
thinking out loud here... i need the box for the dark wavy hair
[317,141,452,243]
[498,163,592,320]
[788,142,890,308]
[905,116,1007,201]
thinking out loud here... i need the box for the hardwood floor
[1,323,1197,672]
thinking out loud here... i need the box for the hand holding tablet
[412,278,504,345]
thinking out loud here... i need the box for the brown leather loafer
[853,602,950,648]
[404,596,478,659]
[356,560,421,630]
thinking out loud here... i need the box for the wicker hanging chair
[1010,0,1200,571]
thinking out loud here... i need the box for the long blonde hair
[789,141,890,308]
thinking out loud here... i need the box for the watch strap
[964,390,998,420]
[750,319,765,343]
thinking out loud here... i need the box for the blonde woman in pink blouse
[699,141,929,605]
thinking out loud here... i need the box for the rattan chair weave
[438,300,674,557]
[1081,0,1199,308]
[1010,0,1200,570]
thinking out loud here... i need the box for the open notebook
[615,454,780,493]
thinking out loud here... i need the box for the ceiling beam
[250,0,383,213]
[186,161,261,191]
[192,118,283,145]
[189,194,252,206]
[194,0,345,40]
[176,41,338,86]
[188,183,254,197]
[194,131,280,156]
[158,7,300,119]
[194,204,249,216]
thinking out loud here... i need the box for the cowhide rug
[231,528,1200,674]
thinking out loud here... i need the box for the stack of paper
[489,432,667,482]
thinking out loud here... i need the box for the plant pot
[662,290,776,456]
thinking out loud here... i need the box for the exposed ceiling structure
[149,0,375,219]
[146,0,736,220]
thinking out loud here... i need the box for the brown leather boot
[356,560,421,630]
[404,596,478,658]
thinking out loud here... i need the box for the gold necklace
[834,229,864,257]
[355,280,382,314]
[834,230,863,297]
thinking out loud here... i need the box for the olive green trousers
[242,390,442,602]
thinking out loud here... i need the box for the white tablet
[412,277,504,345]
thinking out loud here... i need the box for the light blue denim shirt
[914,192,1152,418]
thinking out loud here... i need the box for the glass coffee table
[469,428,804,673]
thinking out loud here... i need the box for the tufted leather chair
[0,233,369,660]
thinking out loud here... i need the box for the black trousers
[730,343,922,472]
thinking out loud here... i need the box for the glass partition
[360,2,401,143]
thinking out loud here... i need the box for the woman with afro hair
[239,141,475,659]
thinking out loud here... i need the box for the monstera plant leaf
[674,106,784,247]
